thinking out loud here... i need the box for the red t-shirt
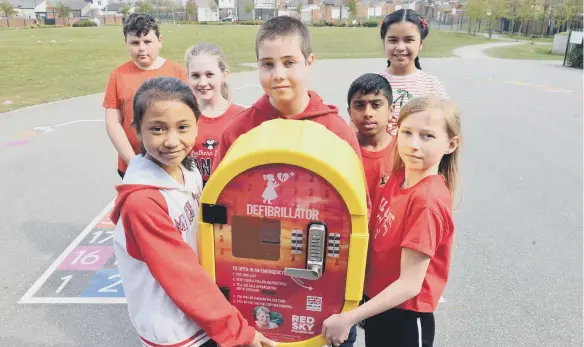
[361,139,397,209]
[190,104,245,182]
[364,169,455,313]
[103,59,188,173]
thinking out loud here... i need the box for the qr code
[306,296,322,312]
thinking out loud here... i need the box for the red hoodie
[111,155,255,347]
[212,91,371,212]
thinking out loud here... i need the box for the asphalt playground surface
[0,42,582,346]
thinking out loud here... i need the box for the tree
[465,0,487,34]
[347,0,358,20]
[186,0,198,21]
[295,1,302,19]
[245,1,253,19]
[0,0,16,27]
[120,5,131,18]
[552,0,582,32]
[136,1,153,13]
[505,0,521,35]
[515,0,537,36]
[56,2,71,26]
[486,0,506,37]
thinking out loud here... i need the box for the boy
[103,13,188,178]
[213,16,364,172]
[347,73,395,208]
[212,15,366,347]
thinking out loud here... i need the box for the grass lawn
[483,43,563,60]
[0,25,489,112]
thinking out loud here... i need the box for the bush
[362,20,379,27]
[568,43,583,69]
[238,20,264,25]
[73,20,97,27]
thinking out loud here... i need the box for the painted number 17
[88,230,115,245]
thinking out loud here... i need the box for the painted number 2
[98,274,122,293]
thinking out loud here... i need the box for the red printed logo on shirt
[374,197,395,239]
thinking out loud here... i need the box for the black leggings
[364,307,435,347]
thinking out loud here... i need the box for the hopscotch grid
[18,199,116,304]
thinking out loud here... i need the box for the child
[111,76,276,347]
[185,43,245,185]
[347,73,396,208]
[378,9,449,136]
[103,13,188,179]
[211,15,367,347]
[322,96,461,347]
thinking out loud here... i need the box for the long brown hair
[392,96,461,197]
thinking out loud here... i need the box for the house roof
[321,0,342,6]
[48,0,91,10]
[105,2,127,10]
[8,0,42,9]
[194,0,215,8]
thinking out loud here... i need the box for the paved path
[453,39,555,60]
[452,41,525,59]
[1,43,582,347]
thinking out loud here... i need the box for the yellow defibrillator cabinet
[198,119,368,346]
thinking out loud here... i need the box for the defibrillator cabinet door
[199,119,368,346]
[212,165,351,341]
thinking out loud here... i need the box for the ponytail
[220,81,230,100]
[414,56,422,70]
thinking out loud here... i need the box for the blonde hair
[392,95,461,197]
[184,43,231,100]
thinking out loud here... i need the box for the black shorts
[201,339,218,347]
[364,306,435,347]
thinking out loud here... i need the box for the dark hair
[123,13,160,39]
[347,73,393,106]
[255,16,312,60]
[132,76,200,171]
[380,9,429,70]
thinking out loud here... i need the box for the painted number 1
[56,275,73,294]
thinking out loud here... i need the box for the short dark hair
[132,76,200,171]
[255,16,312,60]
[347,73,393,106]
[123,13,160,40]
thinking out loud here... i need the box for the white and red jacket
[112,155,256,347]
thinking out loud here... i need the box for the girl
[185,43,245,185]
[111,76,276,347]
[322,96,461,347]
[379,9,449,136]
